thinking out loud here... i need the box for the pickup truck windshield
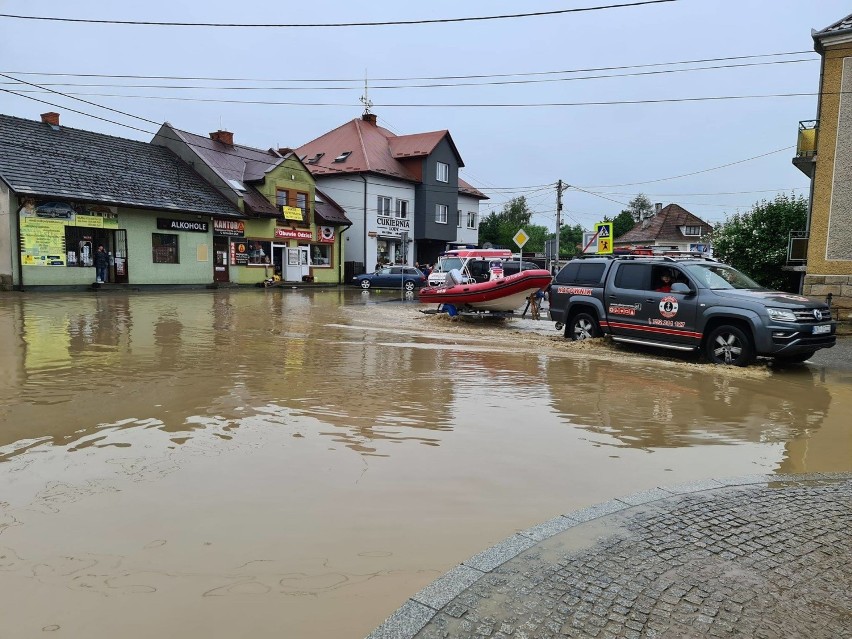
[682,263,762,290]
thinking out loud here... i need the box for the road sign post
[594,222,613,255]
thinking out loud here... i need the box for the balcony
[792,120,818,178]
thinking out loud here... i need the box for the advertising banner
[20,217,66,266]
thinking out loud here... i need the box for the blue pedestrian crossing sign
[595,222,613,254]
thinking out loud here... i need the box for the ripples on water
[0,289,849,638]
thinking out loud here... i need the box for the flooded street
[1,289,850,638]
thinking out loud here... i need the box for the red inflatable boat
[418,269,553,312]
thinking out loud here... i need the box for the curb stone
[363,472,852,639]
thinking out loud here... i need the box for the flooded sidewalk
[371,474,852,639]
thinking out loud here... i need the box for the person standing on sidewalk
[94,245,109,284]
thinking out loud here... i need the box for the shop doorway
[113,229,129,284]
[213,236,230,283]
[284,246,310,282]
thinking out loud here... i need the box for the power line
[576,146,796,188]
[0,2,677,29]
[1,50,813,83]
[4,87,828,108]
[592,187,807,197]
[0,58,816,92]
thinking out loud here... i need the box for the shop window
[311,244,332,267]
[247,240,271,265]
[65,226,109,267]
[152,233,179,264]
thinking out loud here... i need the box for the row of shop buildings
[0,110,486,290]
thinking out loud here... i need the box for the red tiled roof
[614,204,713,244]
[459,178,488,200]
[296,117,463,182]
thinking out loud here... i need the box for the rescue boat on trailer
[418,268,553,313]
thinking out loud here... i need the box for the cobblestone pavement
[366,475,852,639]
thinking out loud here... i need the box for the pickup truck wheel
[568,312,600,341]
[705,325,753,366]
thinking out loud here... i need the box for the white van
[427,248,513,287]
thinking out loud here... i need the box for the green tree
[524,224,550,253]
[625,193,653,221]
[605,210,636,239]
[477,196,533,248]
[711,193,807,291]
[558,223,585,258]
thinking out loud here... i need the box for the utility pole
[555,180,564,271]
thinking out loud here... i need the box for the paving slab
[364,474,852,639]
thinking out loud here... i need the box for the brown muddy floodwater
[1,288,850,638]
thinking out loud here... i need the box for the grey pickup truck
[548,256,836,366]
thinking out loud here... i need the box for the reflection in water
[546,358,831,449]
[0,290,849,639]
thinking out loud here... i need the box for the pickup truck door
[606,263,700,347]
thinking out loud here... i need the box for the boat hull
[418,269,552,312]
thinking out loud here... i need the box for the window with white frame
[457,209,462,228]
[377,196,392,217]
[436,161,449,183]
[683,225,702,236]
[467,211,477,229]
[311,244,332,267]
[395,199,409,219]
[435,204,448,224]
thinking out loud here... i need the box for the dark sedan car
[35,202,75,219]
[353,266,426,291]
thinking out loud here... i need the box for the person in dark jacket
[94,245,109,284]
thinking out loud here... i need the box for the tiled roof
[314,188,352,226]
[459,178,489,200]
[0,114,243,217]
[166,126,284,188]
[614,204,712,244]
[814,13,852,38]
[295,116,463,182]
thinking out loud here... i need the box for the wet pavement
[368,474,852,639]
[0,289,850,638]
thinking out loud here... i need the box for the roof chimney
[210,129,234,146]
[362,113,377,126]
[655,202,662,214]
[41,112,60,127]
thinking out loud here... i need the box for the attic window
[306,153,325,165]
[683,225,702,236]
[227,179,246,192]
[333,151,352,163]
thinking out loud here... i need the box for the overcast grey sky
[1,1,849,231]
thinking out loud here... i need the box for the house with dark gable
[0,112,244,290]
[614,203,713,254]
[152,123,351,285]
[295,112,487,271]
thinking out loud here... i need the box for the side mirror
[670,282,691,294]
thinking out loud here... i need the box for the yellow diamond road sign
[513,229,529,249]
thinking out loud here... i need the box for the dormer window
[436,161,449,183]
[333,151,352,163]
[683,225,702,236]
[306,153,324,165]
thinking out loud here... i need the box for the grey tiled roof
[0,114,243,217]
[814,13,852,38]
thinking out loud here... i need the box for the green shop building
[0,112,246,290]
[152,124,351,286]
